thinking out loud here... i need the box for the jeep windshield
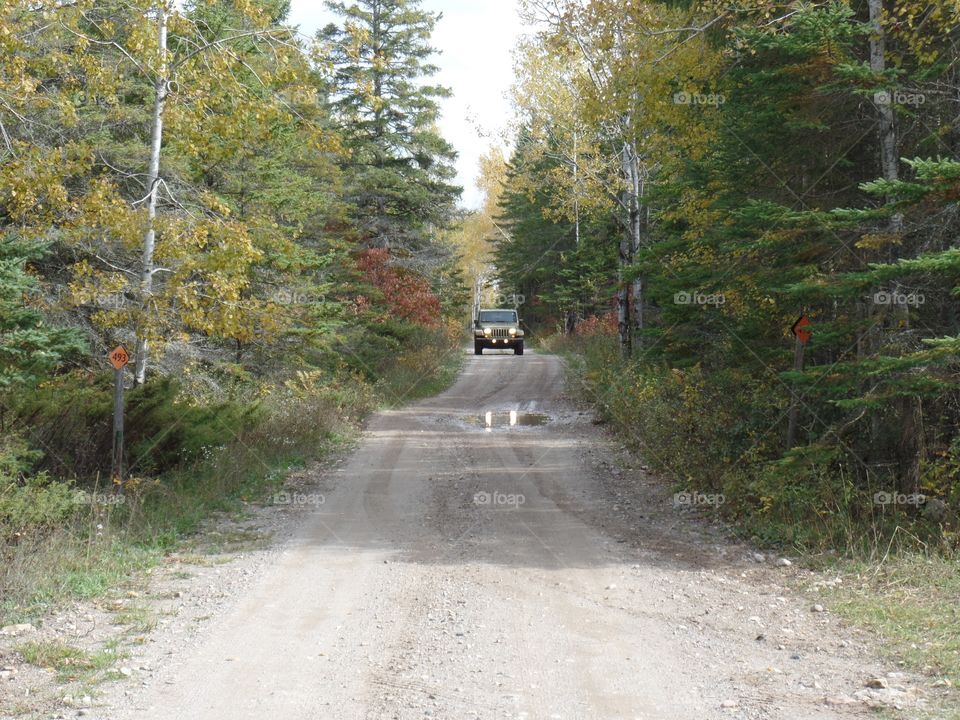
[479,310,517,324]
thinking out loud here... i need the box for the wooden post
[785,335,805,450]
[108,345,130,492]
[112,366,125,492]
[786,316,811,450]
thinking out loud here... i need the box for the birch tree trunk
[134,7,169,385]
[573,129,580,247]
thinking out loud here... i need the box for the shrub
[0,435,78,545]
[557,330,953,553]
[14,373,262,478]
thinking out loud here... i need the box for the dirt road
[108,349,915,719]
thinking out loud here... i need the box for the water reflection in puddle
[480,410,549,430]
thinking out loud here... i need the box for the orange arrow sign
[109,345,130,370]
[791,315,812,345]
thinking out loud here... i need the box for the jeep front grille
[491,328,510,338]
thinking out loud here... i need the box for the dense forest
[484,0,960,550]
[0,0,466,607]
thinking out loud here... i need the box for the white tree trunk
[135,7,169,385]
[617,140,644,357]
[573,129,580,247]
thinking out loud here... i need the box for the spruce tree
[320,0,461,252]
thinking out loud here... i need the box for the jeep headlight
[509,327,517,335]
[483,327,492,336]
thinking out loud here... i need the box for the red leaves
[356,248,441,328]
[578,312,618,337]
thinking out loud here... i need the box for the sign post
[109,345,130,492]
[785,316,812,450]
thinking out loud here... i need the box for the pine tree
[320,0,461,252]
[0,238,85,396]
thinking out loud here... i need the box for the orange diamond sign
[791,315,812,345]
[109,345,130,370]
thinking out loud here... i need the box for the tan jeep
[474,308,524,355]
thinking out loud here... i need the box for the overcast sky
[287,0,525,210]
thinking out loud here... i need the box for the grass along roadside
[375,334,465,408]
[813,554,960,690]
[14,638,128,686]
[0,421,352,627]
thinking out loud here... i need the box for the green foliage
[559,329,952,551]
[0,238,85,392]
[320,0,461,251]
[15,373,262,479]
[0,0,464,479]
[494,131,618,331]
[0,474,78,542]
[0,436,78,542]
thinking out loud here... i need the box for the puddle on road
[478,410,549,430]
